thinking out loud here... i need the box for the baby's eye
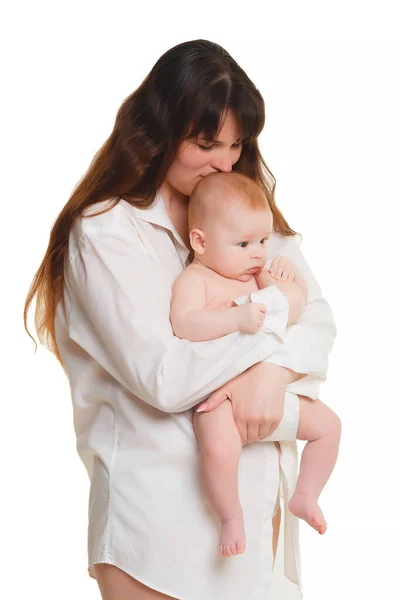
[260,238,267,244]
[239,242,248,248]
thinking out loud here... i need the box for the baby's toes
[317,523,327,535]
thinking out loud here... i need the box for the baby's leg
[193,399,245,557]
[288,396,342,534]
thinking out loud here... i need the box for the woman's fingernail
[197,403,208,412]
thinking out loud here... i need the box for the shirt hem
[88,558,198,600]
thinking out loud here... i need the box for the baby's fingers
[282,264,294,281]
[269,257,284,278]
[253,303,267,314]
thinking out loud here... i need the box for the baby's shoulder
[171,264,207,309]
[173,263,207,289]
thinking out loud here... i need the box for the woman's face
[164,109,243,197]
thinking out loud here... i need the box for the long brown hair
[24,39,298,366]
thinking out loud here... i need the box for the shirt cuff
[233,285,289,341]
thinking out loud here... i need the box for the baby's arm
[268,255,308,302]
[171,270,267,341]
[256,260,308,327]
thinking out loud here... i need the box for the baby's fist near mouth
[254,269,275,289]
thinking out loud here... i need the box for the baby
[170,172,341,557]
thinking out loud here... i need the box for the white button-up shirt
[54,192,336,599]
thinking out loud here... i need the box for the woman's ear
[189,228,206,254]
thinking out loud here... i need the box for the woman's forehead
[187,109,246,141]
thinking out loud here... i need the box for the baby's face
[204,204,272,282]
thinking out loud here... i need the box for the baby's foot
[219,515,246,556]
[288,493,327,534]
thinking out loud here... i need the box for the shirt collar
[131,191,191,263]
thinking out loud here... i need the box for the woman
[24,40,336,599]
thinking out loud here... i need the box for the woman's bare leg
[288,396,342,534]
[94,564,178,600]
[193,399,245,557]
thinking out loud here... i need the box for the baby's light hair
[188,172,270,231]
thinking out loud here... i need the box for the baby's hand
[237,303,267,334]
[267,256,298,282]
[254,268,274,290]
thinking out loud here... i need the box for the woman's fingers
[246,423,261,444]
[234,417,248,446]
[258,423,272,440]
[197,387,231,412]
[257,413,284,439]
[236,416,282,444]
[267,420,279,436]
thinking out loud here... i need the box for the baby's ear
[189,228,206,254]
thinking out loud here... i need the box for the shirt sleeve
[261,234,337,379]
[66,228,290,413]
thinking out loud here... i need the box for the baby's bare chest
[203,272,259,309]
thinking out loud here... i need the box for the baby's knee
[298,397,341,440]
[201,430,241,461]
[319,404,342,440]
[330,410,342,437]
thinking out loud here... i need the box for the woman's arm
[257,233,336,380]
[198,233,336,443]
[266,298,336,378]
[66,225,290,414]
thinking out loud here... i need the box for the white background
[2,1,399,598]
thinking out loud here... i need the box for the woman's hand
[196,362,298,445]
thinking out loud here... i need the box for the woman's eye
[197,141,242,151]
[197,144,215,151]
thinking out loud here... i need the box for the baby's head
[188,172,272,281]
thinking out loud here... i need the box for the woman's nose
[210,152,233,173]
